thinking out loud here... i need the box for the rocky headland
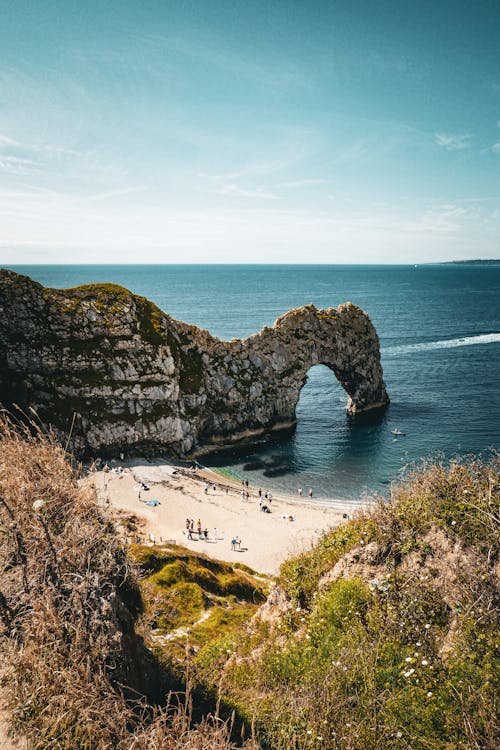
[0,269,389,458]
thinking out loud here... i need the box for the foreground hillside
[0,419,258,750]
[0,418,498,749]
[215,458,500,749]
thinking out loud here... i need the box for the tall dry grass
[0,415,259,749]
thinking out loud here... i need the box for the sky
[1,0,499,264]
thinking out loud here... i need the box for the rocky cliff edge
[0,269,389,458]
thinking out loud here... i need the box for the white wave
[383,332,500,355]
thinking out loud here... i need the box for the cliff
[0,269,389,458]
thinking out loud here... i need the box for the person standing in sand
[197,519,202,538]
[298,487,302,496]
[308,488,313,498]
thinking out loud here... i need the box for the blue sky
[1,0,499,263]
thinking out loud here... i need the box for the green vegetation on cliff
[210,459,500,750]
[0,418,498,750]
[0,420,258,750]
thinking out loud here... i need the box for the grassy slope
[0,419,259,750]
[1,416,498,750]
[168,459,498,750]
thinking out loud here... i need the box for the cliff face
[0,270,389,458]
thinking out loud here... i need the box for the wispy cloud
[491,142,500,154]
[434,133,471,150]
[272,178,328,189]
[0,133,19,146]
[0,154,39,175]
[142,32,309,91]
[207,182,279,200]
[87,186,145,201]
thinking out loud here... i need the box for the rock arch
[0,271,389,458]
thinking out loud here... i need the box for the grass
[0,416,259,750]
[130,543,268,659]
[215,457,500,750]
[1,411,498,750]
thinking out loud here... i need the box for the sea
[8,264,500,503]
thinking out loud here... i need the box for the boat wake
[383,332,500,355]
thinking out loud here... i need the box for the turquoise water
[8,264,500,501]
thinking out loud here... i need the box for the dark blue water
[8,264,500,501]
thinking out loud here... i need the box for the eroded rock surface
[0,270,389,457]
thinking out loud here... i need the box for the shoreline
[86,456,370,575]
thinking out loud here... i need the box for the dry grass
[0,415,259,750]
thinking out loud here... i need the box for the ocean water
[8,264,500,501]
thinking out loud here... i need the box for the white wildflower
[427,691,433,697]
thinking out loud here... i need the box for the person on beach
[197,519,203,538]
[308,488,313,498]
[298,487,302,496]
[189,519,194,538]
[235,535,241,549]
[204,483,209,494]
[213,527,217,541]
[231,536,236,550]
[203,528,208,540]
[258,488,262,498]
[240,490,245,501]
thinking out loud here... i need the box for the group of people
[230,535,242,550]
[186,518,209,541]
[297,487,314,498]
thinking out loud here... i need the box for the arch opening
[295,364,347,424]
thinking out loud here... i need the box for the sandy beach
[87,459,366,575]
